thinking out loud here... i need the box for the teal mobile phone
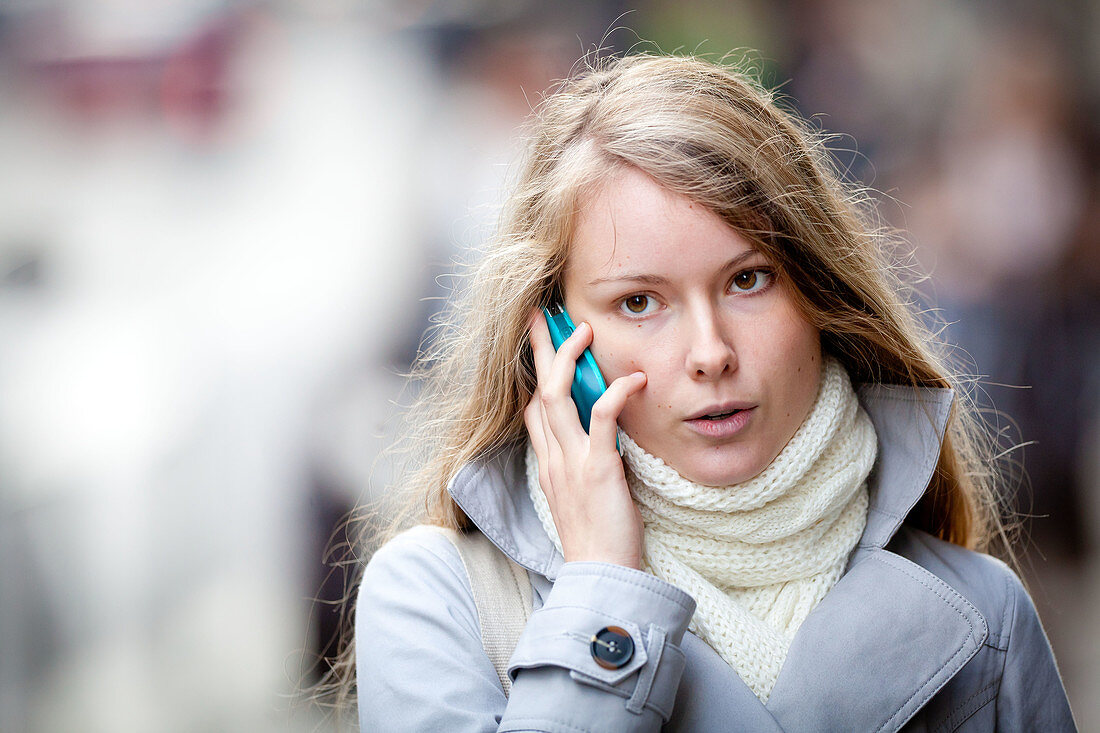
[542,301,610,435]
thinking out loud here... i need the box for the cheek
[590,325,661,380]
[773,318,822,418]
[767,298,820,362]
[614,378,671,441]
[591,333,676,419]
[742,297,820,402]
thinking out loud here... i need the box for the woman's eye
[621,294,656,315]
[730,269,771,293]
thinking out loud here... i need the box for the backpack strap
[428,526,533,696]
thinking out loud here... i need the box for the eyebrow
[586,250,762,288]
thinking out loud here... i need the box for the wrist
[563,549,642,570]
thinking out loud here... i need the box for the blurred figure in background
[905,22,1092,559]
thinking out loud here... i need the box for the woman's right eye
[620,294,656,316]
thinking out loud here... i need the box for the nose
[684,304,735,380]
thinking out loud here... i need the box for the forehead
[566,167,757,282]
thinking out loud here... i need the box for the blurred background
[0,0,1097,730]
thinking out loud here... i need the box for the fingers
[526,311,568,466]
[523,311,646,568]
[527,308,554,380]
[527,307,646,455]
[523,391,555,499]
[528,310,594,454]
[523,389,545,447]
[588,371,647,448]
[527,311,559,411]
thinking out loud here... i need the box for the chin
[673,447,767,488]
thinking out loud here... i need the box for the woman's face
[562,167,822,486]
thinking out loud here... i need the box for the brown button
[590,626,634,669]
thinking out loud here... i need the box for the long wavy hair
[319,52,1014,715]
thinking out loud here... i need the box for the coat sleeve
[994,568,1077,730]
[355,526,696,733]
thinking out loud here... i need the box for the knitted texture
[526,356,877,702]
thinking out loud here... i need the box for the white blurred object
[0,8,434,731]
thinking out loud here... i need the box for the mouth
[686,403,755,421]
[695,408,745,421]
[684,403,756,439]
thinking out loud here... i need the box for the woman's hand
[525,310,648,569]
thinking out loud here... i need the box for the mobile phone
[542,301,609,435]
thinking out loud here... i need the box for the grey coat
[356,384,1077,731]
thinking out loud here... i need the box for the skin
[525,166,822,568]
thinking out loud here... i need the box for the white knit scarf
[526,356,877,702]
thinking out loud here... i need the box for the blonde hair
[319,52,1014,713]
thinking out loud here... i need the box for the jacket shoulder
[356,526,511,729]
[888,525,1019,647]
[358,525,478,633]
[358,526,484,651]
[366,523,468,570]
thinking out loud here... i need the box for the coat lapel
[854,383,956,551]
[765,548,987,732]
[765,384,987,732]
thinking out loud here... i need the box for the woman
[347,54,1076,730]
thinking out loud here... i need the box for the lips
[684,403,756,439]
[699,407,743,420]
[686,402,755,421]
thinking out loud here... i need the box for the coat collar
[764,544,987,732]
[761,384,987,732]
[854,382,955,550]
[448,384,989,732]
[446,383,957,580]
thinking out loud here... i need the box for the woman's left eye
[730,268,772,293]
[620,294,658,315]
